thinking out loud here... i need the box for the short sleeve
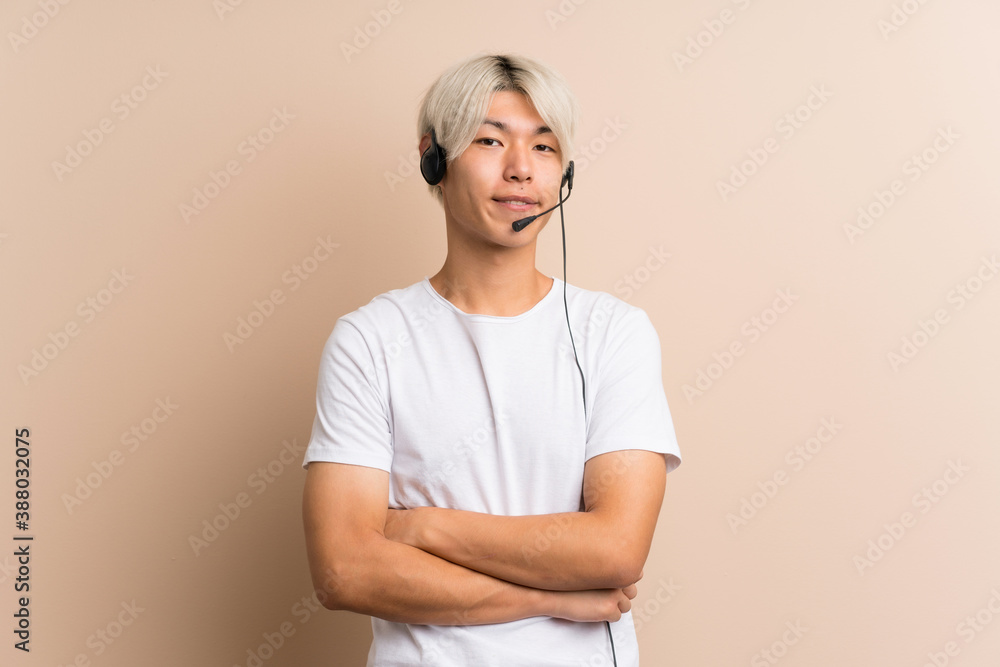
[585,307,682,473]
[301,317,393,471]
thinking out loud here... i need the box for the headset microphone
[511,161,574,232]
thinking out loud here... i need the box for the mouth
[493,197,538,212]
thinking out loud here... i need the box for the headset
[421,129,618,666]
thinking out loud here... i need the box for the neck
[429,237,553,318]
[430,261,552,317]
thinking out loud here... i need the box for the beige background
[3,1,999,665]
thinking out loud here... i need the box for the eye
[477,137,501,146]
[535,144,557,153]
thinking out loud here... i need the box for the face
[434,91,564,246]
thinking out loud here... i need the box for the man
[301,53,681,666]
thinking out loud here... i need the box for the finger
[623,584,638,599]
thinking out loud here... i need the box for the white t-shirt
[303,275,682,667]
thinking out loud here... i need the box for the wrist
[530,587,560,620]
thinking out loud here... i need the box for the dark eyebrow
[482,118,553,135]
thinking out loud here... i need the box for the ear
[419,133,432,155]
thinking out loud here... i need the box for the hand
[620,583,638,612]
[550,584,638,623]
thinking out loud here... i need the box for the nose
[503,141,533,182]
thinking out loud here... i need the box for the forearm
[318,529,565,625]
[390,450,667,591]
[400,508,630,591]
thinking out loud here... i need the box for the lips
[494,195,537,204]
[493,195,537,212]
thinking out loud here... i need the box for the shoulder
[316,279,432,366]
[563,279,658,344]
[333,278,431,338]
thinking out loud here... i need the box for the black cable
[560,186,586,419]
[559,187,616,667]
[606,620,618,667]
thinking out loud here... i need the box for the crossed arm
[384,448,666,591]
[302,448,667,625]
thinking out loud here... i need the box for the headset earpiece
[420,127,447,186]
[562,160,575,191]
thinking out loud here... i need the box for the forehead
[481,91,551,135]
